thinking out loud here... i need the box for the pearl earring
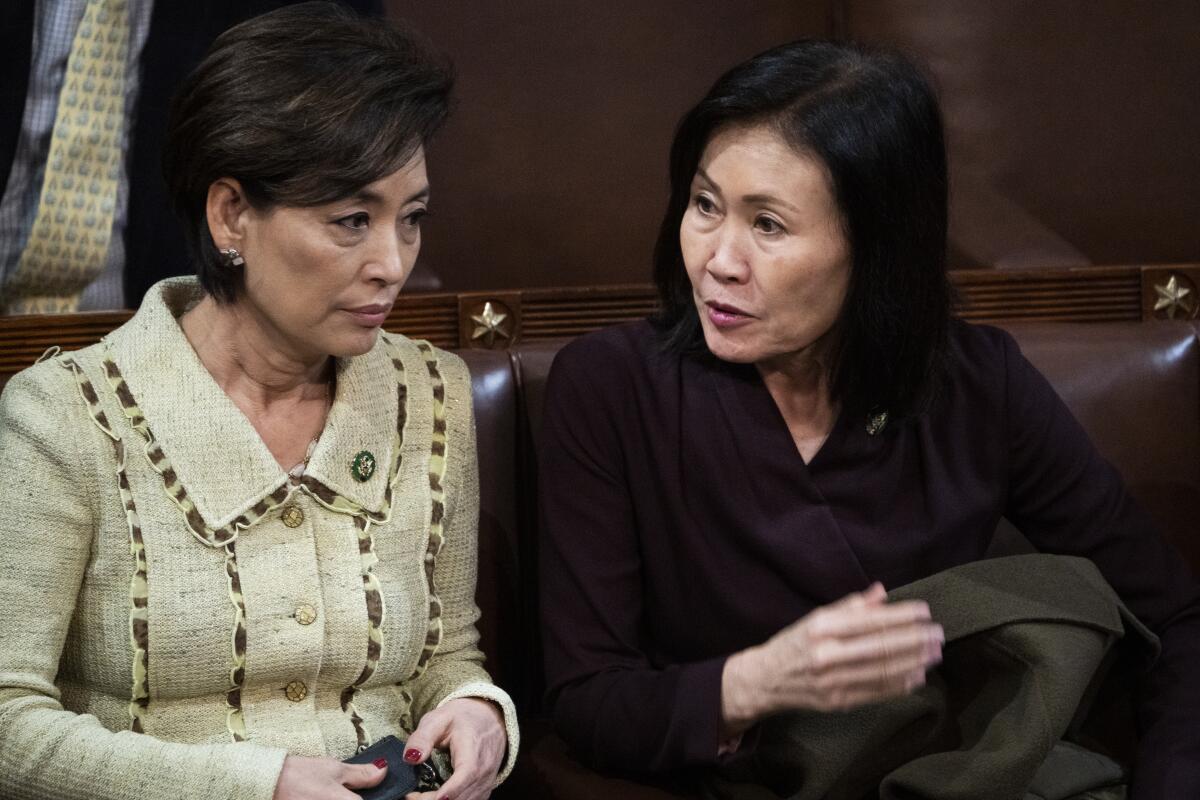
[219,248,245,267]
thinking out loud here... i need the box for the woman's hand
[403,697,507,800]
[272,755,386,800]
[721,582,943,734]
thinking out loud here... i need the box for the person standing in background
[0,0,383,315]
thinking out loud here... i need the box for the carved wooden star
[470,301,511,346]
[1153,274,1195,319]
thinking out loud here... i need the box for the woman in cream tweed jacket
[0,6,516,800]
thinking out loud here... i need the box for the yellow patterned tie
[4,0,130,315]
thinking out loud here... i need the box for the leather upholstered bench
[2,320,1197,799]
[481,320,1200,799]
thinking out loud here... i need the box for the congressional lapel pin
[351,450,376,482]
[865,410,889,436]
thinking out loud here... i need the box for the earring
[219,247,245,267]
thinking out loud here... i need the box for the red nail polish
[404,748,422,763]
[373,757,387,769]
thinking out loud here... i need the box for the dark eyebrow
[405,185,432,204]
[694,167,720,193]
[349,185,431,205]
[695,169,799,214]
[742,193,801,214]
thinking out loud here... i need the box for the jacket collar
[104,277,399,531]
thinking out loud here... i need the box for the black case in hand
[343,735,418,800]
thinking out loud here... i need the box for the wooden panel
[953,265,1143,323]
[843,1,1200,268]
[387,0,833,292]
[0,312,130,376]
[383,293,459,348]
[522,284,659,342]
[1,264,1195,379]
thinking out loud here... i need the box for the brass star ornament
[470,301,511,347]
[1153,274,1196,320]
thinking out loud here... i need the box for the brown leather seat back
[1002,321,1200,571]
[509,340,566,714]
[459,349,524,706]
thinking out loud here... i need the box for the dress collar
[104,278,399,534]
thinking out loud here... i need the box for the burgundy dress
[538,318,1200,796]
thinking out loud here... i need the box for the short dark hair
[653,39,952,421]
[163,1,453,303]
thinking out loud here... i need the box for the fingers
[810,621,943,670]
[431,761,478,800]
[835,578,892,609]
[404,707,453,766]
[758,585,950,716]
[275,755,388,800]
[424,728,493,800]
[405,699,507,800]
[805,639,937,709]
[805,596,933,640]
[796,619,941,708]
[340,761,388,789]
[776,593,937,664]
[403,765,493,800]
[427,768,494,800]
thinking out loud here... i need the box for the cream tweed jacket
[0,278,518,800]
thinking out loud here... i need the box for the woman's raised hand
[272,755,387,800]
[403,697,507,800]
[721,582,943,733]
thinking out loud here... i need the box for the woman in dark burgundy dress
[538,40,1199,799]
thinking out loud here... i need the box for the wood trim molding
[1,263,1195,377]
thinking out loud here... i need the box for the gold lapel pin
[865,410,889,436]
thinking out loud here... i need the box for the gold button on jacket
[294,605,317,625]
[0,278,521,796]
[281,505,304,528]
